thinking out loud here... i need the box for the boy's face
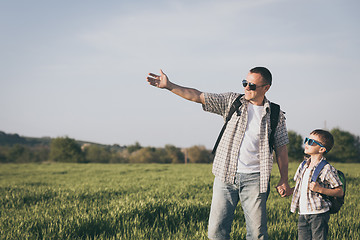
[304,134,326,155]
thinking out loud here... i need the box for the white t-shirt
[299,167,329,215]
[237,103,264,173]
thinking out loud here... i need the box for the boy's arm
[309,182,344,197]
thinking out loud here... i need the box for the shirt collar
[240,95,270,108]
[305,156,327,169]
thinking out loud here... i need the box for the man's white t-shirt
[237,103,264,173]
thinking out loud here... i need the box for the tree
[129,147,159,163]
[84,145,111,163]
[7,144,35,163]
[186,145,213,163]
[49,137,84,163]
[127,142,142,154]
[287,130,304,160]
[0,150,7,163]
[327,128,360,162]
[163,144,184,163]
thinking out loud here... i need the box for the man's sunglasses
[242,80,268,91]
[304,137,328,152]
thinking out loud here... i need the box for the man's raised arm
[147,69,205,104]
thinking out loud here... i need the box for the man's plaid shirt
[202,92,289,193]
[290,157,343,213]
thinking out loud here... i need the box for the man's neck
[249,97,265,106]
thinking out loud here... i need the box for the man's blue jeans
[298,212,330,240]
[208,173,269,240]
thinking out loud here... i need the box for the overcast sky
[1,0,359,148]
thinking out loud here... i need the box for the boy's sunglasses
[304,137,328,152]
[242,80,268,91]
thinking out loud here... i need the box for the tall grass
[0,162,359,239]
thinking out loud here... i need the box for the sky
[1,0,359,149]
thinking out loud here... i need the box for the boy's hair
[310,129,334,153]
[250,67,272,86]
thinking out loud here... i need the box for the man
[146,67,290,240]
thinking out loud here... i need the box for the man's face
[243,72,270,105]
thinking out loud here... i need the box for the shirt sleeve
[293,163,303,182]
[202,92,239,120]
[273,110,289,149]
[319,164,343,188]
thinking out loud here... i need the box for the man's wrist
[279,177,289,182]
[166,81,174,91]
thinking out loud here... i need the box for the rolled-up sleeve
[319,164,343,188]
[273,110,289,149]
[202,92,239,120]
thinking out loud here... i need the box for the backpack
[300,160,346,214]
[212,94,280,154]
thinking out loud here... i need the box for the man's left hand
[276,180,291,197]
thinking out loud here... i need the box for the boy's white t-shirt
[237,103,264,173]
[299,167,329,215]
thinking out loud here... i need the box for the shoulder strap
[311,160,329,182]
[269,102,280,152]
[211,96,281,155]
[211,94,243,154]
[337,170,346,194]
[301,160,307,169]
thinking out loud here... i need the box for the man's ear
[264,85,271,92]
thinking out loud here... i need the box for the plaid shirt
[290,157,343,213]
[202,92,289,193]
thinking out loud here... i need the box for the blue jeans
[298,212,330,240]
[208,173,269,240]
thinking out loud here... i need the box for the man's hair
[311,129,334,154]
[250,67,272,86]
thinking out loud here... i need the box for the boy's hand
[309,182,322,193]
[276,186,285,196]
[276,180,291,197]
[281,186,294,196]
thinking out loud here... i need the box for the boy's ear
[319,147,327,154]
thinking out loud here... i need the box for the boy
[289,129,343,240]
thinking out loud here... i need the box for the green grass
[0,162,359,239]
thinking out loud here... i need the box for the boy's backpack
[301,160,346,214]
[212,94,280,154]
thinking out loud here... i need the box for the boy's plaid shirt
[290,157,343,213]
[202,92,289,193]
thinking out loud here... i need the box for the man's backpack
[301,160,346,214]
[212,94,280,154]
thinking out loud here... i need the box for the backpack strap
[337,170,346,195]
[269,102,280,153]
[211,96,281,155]
[211,94,243,154]
[311,160,329,182]
[301,160,307,169]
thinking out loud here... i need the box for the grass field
[1,162,359,239]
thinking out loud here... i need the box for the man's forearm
[167,82,204,104]
[276,145,289,181]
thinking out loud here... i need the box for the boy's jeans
[298,212,330,240]
[208,173,269,240]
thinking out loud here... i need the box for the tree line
[0,127,359,164]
